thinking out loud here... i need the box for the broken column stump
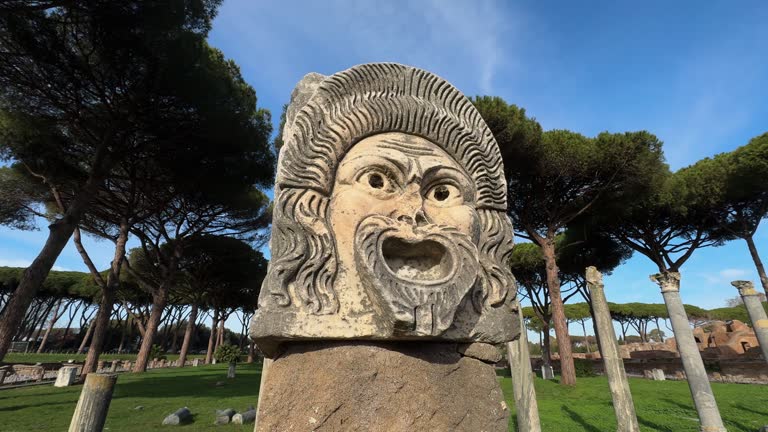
[255,342,508,432]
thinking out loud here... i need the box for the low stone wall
[531,357,768,384]
[0,358,202,387]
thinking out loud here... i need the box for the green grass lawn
[3,352,204,364]
[0,361,765,431]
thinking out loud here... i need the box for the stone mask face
[329,133,481,335]
[249,63,520,355]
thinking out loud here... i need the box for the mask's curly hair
[259,63,515,315]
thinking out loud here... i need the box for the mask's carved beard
[355,215,479,336]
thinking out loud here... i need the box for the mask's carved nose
[397,210,429,227]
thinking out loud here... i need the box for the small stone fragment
[54,366,78,387]
[457,343,502,363]
[232,409,256,425]
[162,407,192,425]
[134,405,144,410]
[214,408,236,425]
[651,368,665,381]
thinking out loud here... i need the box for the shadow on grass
[734,403,768,417]
[113,369,262,399]
[660,398,695,412]
[560,405,601,432]
[637,415,674,431]
[0,400,75,412]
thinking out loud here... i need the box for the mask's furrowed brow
[378,139,436,156]
[338,154,408,180]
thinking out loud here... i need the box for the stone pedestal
[651,369,666,381]
[255,342,508,432]
[55,366,78,387]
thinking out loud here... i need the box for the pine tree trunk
[540,239,576,385]
[36,298,63,353]
[82,223,128,376]
[117,316,129,354]
[0,179,99,361]
[60,301,82,349]
[133,286,169,372]
[541,323,551,368]
[206,310,218,364]
[581,320,591,354]
[216,315,225,349]
[77,318,95,354]
[81,289,116,376]
[745,235,768,297]
[178,304,198,367]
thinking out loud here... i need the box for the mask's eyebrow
[422,165,471,183]
[378,139,436,156]
[338,154,408,178]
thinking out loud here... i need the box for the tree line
[474,97,767,385]
[0,0,273,375]
[0,1,766,389]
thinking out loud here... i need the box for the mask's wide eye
[425,183,463,206]
[368,172,385,189]
[357,169,397,195]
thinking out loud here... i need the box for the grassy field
[3,352,205,364]
[0,361,765,431]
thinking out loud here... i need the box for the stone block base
[256,341,508,431]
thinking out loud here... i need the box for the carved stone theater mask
[330,132,481,335]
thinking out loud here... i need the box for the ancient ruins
[250,63,520,431]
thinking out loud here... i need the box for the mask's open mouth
[381,237,453,282]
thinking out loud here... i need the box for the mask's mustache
[354,215,479,336]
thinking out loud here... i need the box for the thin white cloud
[0,258,71,272]
[696,268,751,286]
[211,0,518,96]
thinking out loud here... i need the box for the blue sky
[1,1,767,332]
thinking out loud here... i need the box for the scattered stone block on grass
[541,365,555,379]
[162,407,192,425]
[54,366,78,387]
[651,368,665,381]
[214,408,235,425]
[232,409,256,425]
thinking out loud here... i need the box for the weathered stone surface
[651,368,666,381]
[732,280,768,363]
[250,63,519,354]
[255,342,508,432]
[214,408,235,425]
[587,266,639,432]
[540,365,554,380]
[54,366,78,387]
[68,373,117,432]
[457,342,502,363]
[232,409,256,425]
[162,407,192,425]
[650,272,726,432]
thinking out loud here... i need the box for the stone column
[253,357,272,431]
[732,280,768,362]
[68,373,117,432]
[587,267,639,432]
[650,272,726,432]
[506,302,541,432]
